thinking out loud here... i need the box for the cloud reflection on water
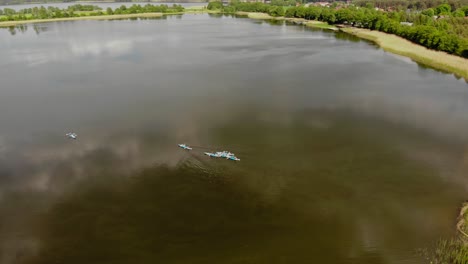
[0,15,467,264]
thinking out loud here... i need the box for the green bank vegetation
[0,12,163,27]
[422,239,468,264]
[458,202,468,240]
[0,3,184,24]
[304,20,337,29]
[208,1,468,59]
[421,203,468,264]
[0,0,201,4]
[354,0,468,10]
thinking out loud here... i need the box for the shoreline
[0,12,164,27]
[233,12,467,81]
[340,27,468,82]
[234,11,338,30]
[457,202,468,241]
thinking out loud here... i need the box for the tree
[207,1,223,10]
[453,9,465,17]
[336,8,353,24]
[106,7,113,15]
[435,4,451,15]
[461,6,468,16]
[365,3,374,9]
[320,8,336,23]
[422,8,435,17]
[3,8,16,16]
[268,6,285,17]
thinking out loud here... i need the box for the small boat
[227,156,240,161]
[66,132,77,140]
[215,151,235,158]
[205,151,240,161]
[178,144,192,150]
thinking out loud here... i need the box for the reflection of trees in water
[8,25,16,35]
[333,31,361,42]
[264,19,284,26]
[4,24,49,35]
[3,16,170,36]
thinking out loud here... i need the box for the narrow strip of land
[235,12,338,30]
[0,12,163,27]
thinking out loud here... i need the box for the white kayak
[66,132,77,139]
[178,144,192,150]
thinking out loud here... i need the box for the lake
[0,14,467,264]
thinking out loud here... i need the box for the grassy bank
[458,202,468,241]
[234,11,338,31]
[425,203,468,264]
[0,12,163,27]
[235,11,273,19]
[341,27,468,81]
[304,20,337,30]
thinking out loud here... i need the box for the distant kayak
[205,150,240,161]
[66,132,77,140]
[178,144,192,150]
[227,156,240,161]
[204,152,219,157]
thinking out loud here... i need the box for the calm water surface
[0,14,467,264]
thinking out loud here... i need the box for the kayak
[66,132,77,139]
[178,144,192,150]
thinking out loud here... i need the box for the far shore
[1,10,467,81]
[0,0,208,4]
[235,11,338,30]
[0,12,164,27]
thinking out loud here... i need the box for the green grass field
[304,20,338,30]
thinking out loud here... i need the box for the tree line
[208,2,468,58]
[354,0,468,11]
[0,4,184,21]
